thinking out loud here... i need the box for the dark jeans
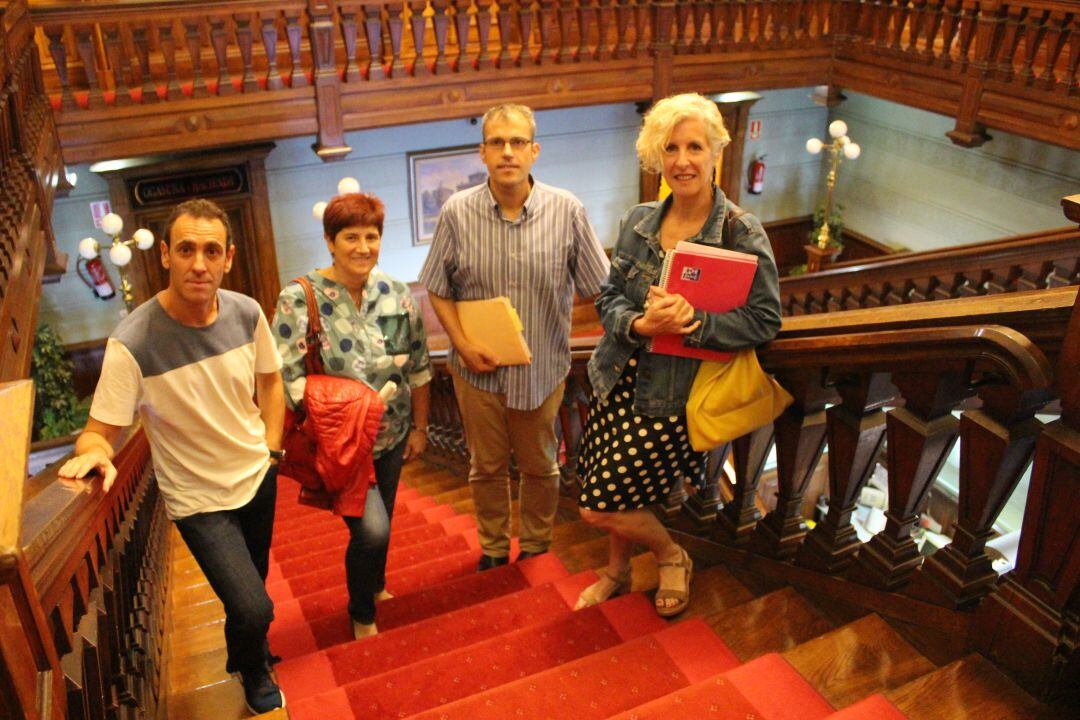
[175,465,278,674]
[343,440,406,624]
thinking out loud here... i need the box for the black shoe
[477,554,509,572]
[517,549,548,562]
[241,666,285,715]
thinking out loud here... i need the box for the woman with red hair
[272,192,432,638]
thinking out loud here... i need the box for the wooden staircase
[164,459,1053,719]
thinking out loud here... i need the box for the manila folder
[457,297,532,365]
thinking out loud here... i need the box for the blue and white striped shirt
[419,180,610,410]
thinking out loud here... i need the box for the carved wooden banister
[781,226,1080,317]
[24,0,1078,163]
[4,425,166,719]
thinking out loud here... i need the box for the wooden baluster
[408,0,428,75]
[707,0,725,51]
[359,4,383,79]
[888,0,910,54]
[284,10,310,87]
[182,18,208,98]
[1017,11,1047,83]
[674,0,692,53]
[494,0,514,66]
[797,372,894,574]
[209,17,236,95]
[994,5,1026,81]
[474,0,495,69]
[1066,16,1080,94]
[906,0,927,56]
[519,0,537,65]
[953,0,980,72]
[577,0,594,61]
[613,0,634,57]
[233,14,260,92]
[260,13,286,90]
[909,379,1049,609]
[102,24,132,106]
[715,425,775,545]
[555,0,575,62]
[72,24,105,109]
[385,2,406,78]
[849,370,966,590]
[430,0,453,73]
[937,0,962,67]
[733,0,750,47]
[693,0,709,51]
[971,291,1079,701]
[770,0,787,46]
[338,4,362,81]
[922,0,945,62]
[682,443,728,524]
[594,0,612,60]
[1037,12,1068,89]
[536,0,556,63]
[155,21,184,100]
[453,0,473,70]
[634,0,650,55]
[752,369,834,560]
[44,25,78,112]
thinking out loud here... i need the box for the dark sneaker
[477,554,509,572]
[241,666,285,715]
[517,549,548,562]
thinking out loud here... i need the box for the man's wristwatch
[269,449,285,461]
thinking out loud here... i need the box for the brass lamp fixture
[806,120,861,249]
[312,176,361,220]
[78,213,155,313]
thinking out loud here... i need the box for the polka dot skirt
[577,354,704,512]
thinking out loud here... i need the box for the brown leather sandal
[574,565,633,610]
[655,546,693,617]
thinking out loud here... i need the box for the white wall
[37,89,1078,344]
[832,92,1079,252]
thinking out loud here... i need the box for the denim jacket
[587,188,782,416]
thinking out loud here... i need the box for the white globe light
[337,177,361,195]
[78,237,100,259]
[108,242,132,267]
[313,201,328,220]
[805,138,824,155]
[844,142,862,160]
[828,120,848,139]
[101,212,124,236]
[133,228,155,250]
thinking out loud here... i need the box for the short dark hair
[323,193,385,240]
[163,199,233,248]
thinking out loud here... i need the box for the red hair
[323,193,385,239]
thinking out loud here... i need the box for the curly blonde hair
[635,93,730,173]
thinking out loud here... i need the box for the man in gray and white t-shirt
[60,198,287,715]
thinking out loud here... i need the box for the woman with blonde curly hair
[575,93,781,616]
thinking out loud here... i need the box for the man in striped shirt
[419,103,610,571]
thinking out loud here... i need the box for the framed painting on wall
[407,145,487,245]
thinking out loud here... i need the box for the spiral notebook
[647,241,758,362]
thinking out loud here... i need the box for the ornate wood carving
[209,16,234,95]
[714,425,775,545]
[309,0,351,160]
[260,11,286,91]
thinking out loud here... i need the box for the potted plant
[30,324,89,443]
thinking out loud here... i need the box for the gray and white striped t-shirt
[419,180,610,410]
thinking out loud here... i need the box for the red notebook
[647,240,758,361]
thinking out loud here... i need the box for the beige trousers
[451,372,566,557]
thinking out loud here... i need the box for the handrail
[781,227,1080,316]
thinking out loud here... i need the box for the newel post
[969,205,1080,702]
[309,0,352,160]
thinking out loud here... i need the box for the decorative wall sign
[130,167,248,207]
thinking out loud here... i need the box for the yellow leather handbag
[685,350,794,451]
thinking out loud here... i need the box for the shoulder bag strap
[722,201,747,248]
[293,276,326,377]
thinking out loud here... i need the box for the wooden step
[707,586,835,661]
[677,564,756,622]
[885,654,1044,720]
[783,613,936,709]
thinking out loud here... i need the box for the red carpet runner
[266,481,905,719]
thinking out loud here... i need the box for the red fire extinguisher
[748,155,766,195]
[76,256,117,300]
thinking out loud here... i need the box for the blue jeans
[174,465,278,674]
[343,440,406,624]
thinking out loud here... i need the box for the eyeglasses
[482,137,533,151]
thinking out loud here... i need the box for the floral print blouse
[272,268,432,458]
